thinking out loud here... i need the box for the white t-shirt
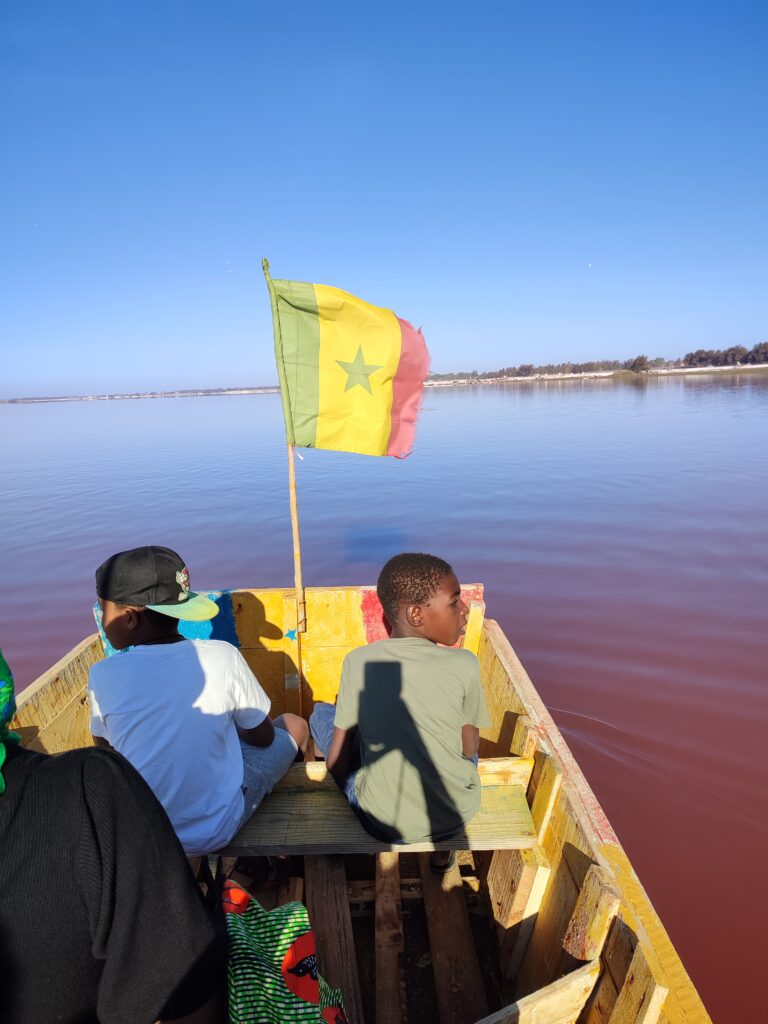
[88,638,270,856]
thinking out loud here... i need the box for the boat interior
[11,585,711,1024]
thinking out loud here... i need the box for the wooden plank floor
[223,783,537,857]
[418,853,490,1024]
[375,852,407,1024]
[227,852,506,1024]
[305,855,366,1024]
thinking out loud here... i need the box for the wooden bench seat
[221,756,537,857]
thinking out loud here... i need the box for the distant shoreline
[426,363,768,387]
[2,363,767,405]
[0,386,281,405]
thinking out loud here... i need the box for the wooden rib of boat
[11,584,712,1024]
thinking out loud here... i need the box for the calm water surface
[2,374,766,1021]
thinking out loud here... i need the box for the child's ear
[405,603,423,628]
[124,608,142,631]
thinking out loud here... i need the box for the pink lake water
[2,373,766,1021]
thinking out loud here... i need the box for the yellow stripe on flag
[315,284,403,455]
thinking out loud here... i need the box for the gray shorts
[238,727,298,829]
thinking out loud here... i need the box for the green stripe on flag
[266,268,320,447]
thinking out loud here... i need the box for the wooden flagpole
[263,259,307,718]
[287,443,306,719]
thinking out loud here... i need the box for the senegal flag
[263,260,430,458]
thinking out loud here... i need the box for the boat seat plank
[222,777,537,857]
[305,855,365,1024]
[273,755,534,792]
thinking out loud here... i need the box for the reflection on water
[2,372,766,1019]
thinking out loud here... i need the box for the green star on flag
[336,346,383,394]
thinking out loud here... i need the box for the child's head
[377,552,468,646]
[95,545,218,650]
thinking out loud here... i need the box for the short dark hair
[377,553,454,623]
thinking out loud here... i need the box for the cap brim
[146,592,220,622]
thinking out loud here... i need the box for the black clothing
[0,743,225,1024]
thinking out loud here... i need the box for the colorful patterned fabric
[223,880,347,1023]
[0,649,21,795]
[264,259,430,458]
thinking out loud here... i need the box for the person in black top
[0,648,226,1024]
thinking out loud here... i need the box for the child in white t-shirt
[88,545,308,855]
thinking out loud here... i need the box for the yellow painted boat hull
[11,585,711,1024]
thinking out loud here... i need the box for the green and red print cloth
[223,879,347,1023]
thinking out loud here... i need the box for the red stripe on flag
[387,318,430,458]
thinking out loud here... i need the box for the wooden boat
[11,584,711,1024]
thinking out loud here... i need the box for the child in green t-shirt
[309,553,490,871]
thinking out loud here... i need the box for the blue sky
[2,1,766,395]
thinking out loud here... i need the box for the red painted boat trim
[361,585,485,646]
[361,589,390,643]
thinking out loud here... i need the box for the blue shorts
[238,726,298,830]
[308,701,361,809]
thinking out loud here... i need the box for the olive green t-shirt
[334,638,491,843]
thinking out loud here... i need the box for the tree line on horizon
[429,340,768,381]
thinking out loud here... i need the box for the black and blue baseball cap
[95,546,219,622]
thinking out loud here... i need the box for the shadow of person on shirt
[356,661,469,850]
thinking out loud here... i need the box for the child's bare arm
[237,718,275,748]
[326,727,357,784]
[462,724,480,759]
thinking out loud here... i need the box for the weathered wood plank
[462,599,485,656]
[472,959,600,1024]
[607,943,667,1024]
[477,631,526,756]
[24,687,92,754]
[562,865,621,963]
[600,917,637,995]
[305,856,365,1024]
[478,757,535,790]
[272,756,534,792]
[582,970,620,1024]
[418,853,489,1024]
[511,812,580,994]
[276,875,304,906]
[12,634,103,752]
[529,753,563,843]
[512,716,540,759]
[346,875,481,903]
[375,853,407,1024]
[223,782,536,857]
[487,846,551,981]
